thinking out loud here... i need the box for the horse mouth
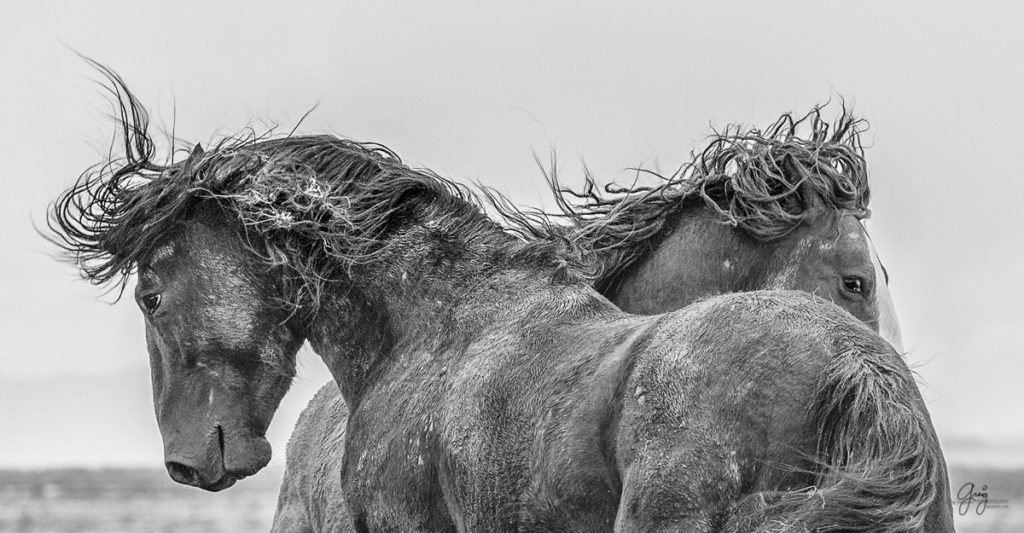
[165,461,251,491]
[164,426,253,491]
[204,474,239,492]
[205,424,249,491]
[165,459,240,491]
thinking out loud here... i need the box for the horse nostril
[166,461,202,487]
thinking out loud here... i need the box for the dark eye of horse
[141,294,162,314]
[842,277,863,295]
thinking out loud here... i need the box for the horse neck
[601,209,789,315]
[302,213,555,408]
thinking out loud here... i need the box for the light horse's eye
[841,277,864,296]
[141,294,162,315]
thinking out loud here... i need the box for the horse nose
[166,460,203,487]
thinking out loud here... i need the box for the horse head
[136,207,304,490]
[563,107,905,350]
[47,70,483,491]
[45,71,317,489]
[759,166,903,350]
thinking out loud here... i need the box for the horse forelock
[541,104,873,291]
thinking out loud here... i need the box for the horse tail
[727,340,953,533]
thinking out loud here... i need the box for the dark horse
[50,77,952,531]
[271,111,922,532]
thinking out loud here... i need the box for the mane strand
[48,65,586,312]
[46,61,167,298]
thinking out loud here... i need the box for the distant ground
[0,465,1019,532]
[0,467,283,533]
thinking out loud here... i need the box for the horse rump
[724,339,953,533]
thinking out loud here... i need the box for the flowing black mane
[544,106,873,292]
[48,67,580,310]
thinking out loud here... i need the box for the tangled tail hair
[725,341,953,532]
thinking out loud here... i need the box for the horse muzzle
[163,424,272,491]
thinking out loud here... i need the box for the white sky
[2,1,1022,468]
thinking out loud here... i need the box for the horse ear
[781,154,825,216]
[179,143,206,175]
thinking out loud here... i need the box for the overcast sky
[2,2,1022,469]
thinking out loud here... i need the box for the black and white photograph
[2,2,1021,531]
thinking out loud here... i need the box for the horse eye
[141,294,162,314]
[842,277,863,295]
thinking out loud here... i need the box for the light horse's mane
[535,107,873,292]
[49,68,584,312]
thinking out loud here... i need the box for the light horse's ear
[780,153,825,219]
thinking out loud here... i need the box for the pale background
[1,0,1020,520]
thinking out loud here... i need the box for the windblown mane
[547,106,872,292]
[48,66,580,311]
